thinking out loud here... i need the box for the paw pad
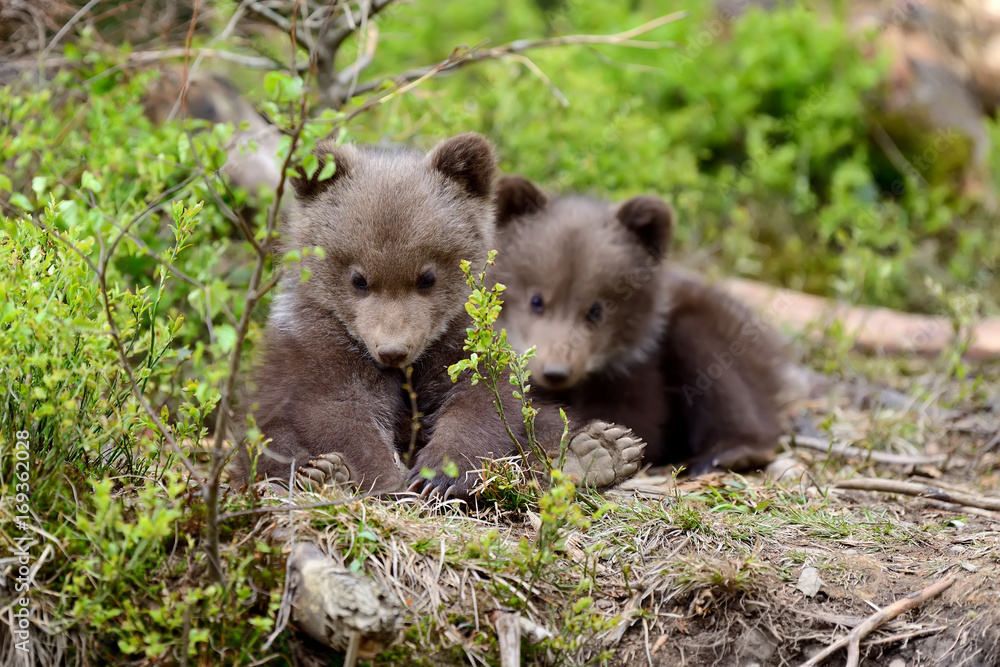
[561,421,645,488]
[294,452,354,492]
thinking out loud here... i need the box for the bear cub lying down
[234,134,644,498]
[493,176,797,474]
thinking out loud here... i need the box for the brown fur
[235,136,613,497]
[493,176,794,473]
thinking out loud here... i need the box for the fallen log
[723,278,1000,361]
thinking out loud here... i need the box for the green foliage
[0,56,329,661]
[356,0,997,314]
[433,244,617,657]
[2,1,997,663]
[0,205,285,662]
[449,251,549,470]
[450,256,619,659]
[476,455,539,511]
[512,473,587,593]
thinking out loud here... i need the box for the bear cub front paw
[560,421,645,488]
[294,453,355,492]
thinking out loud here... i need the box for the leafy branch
[448,251,550,474]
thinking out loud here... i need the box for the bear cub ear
[494,175,549,228]
[428,132,497,200]
[290,140,354,201]
[616,195,674,259]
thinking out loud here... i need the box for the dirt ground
[603,366,1000,667]
[607,483,1000,666]
[263,360,1000,667]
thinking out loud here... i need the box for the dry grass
[221,352,1000,666]
[4,351,997,666]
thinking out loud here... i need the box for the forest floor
[259,354,1000,667]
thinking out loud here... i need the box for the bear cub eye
[417,270,436,290]
[351,272,369,292]
[586,302,603,323]
[530,294,544,314]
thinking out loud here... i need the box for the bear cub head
[274,133,497,368]
[493,175,674,390]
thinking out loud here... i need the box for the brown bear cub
[235,135,645,499]
[492,176,795,474]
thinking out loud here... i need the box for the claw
[604,427,625,440]
[311,458,336,477]
[295,469,321,492]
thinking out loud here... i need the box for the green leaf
[81,171,103,193]
[318,155,338,181]
[31,176,48,197]
[302,153,319,179]
[214,325,237,354]
[9,192,33,211]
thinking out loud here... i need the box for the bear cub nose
[541,363,571,386]
[376,344,410,367]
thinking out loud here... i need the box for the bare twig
[920,498,1000,521]
[835,478,1000,512]
[798,574,955,667]
[325,0,396,61]
[38,0,100,61]
[488,610,522,667]
[506,53,567,107]
[333,19,380,101]
[789,435,948,466]
[0,48,283,89]
[341,12,685,106]
[247,0,301,44]
[313,0,398,107]
[125,47,283,68]
[861,624,949,646]
[165,0,202,124]
[340,46,467,123]
[402,366,421,468]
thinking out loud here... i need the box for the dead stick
[798,574,955,667]
[347,12,686,100]
[723,277,1000,361]
[789,436,947,466]
[835,479,1000,512]
[920,498,1000,521]
[489,611,522,667]
[861,625,949,647]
